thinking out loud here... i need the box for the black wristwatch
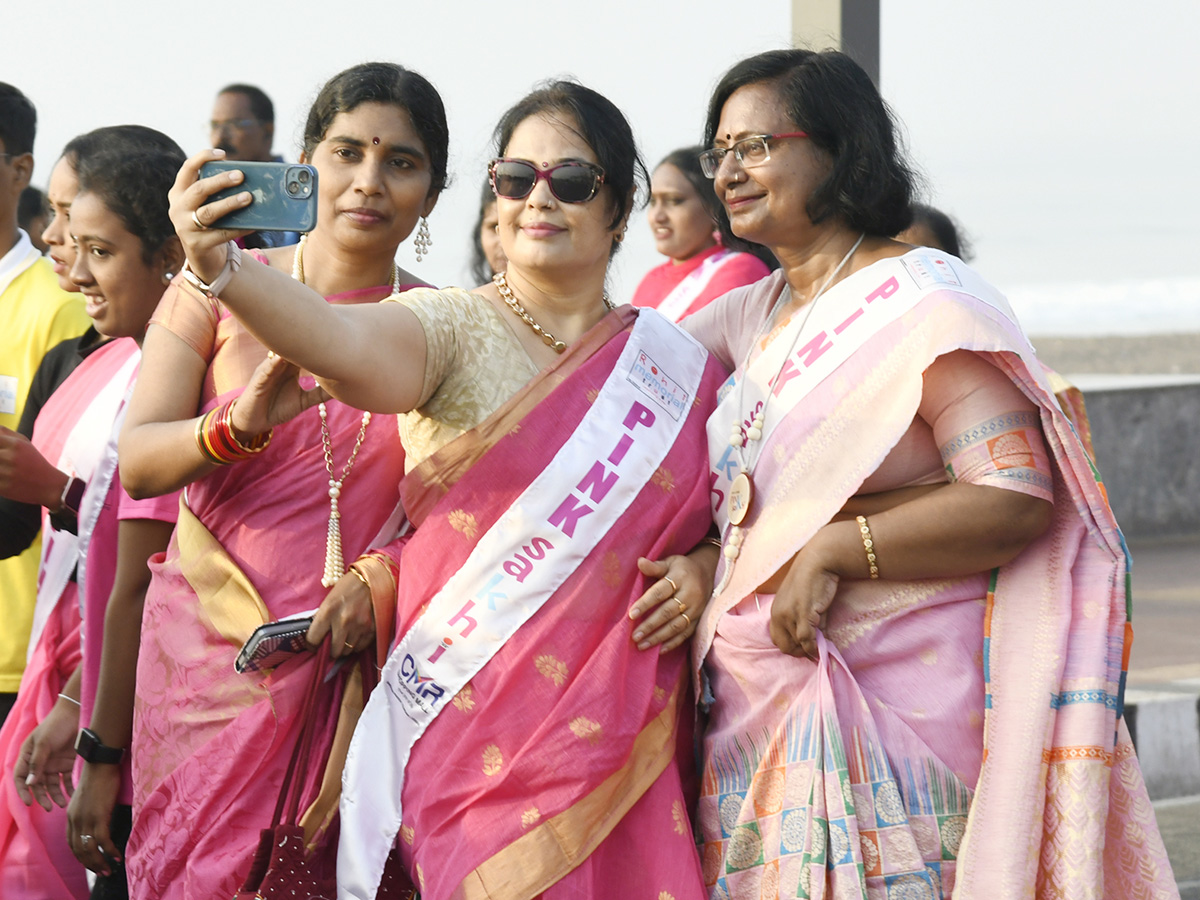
[75,727,125,765]
[49,475,85,534]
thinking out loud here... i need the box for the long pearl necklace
[492,271,613,354]
[290,234,400,586]
[722,233,865,567]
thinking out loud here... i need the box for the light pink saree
[0,336,139,900]
[691,254,1177,899]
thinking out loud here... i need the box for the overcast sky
[7,0,1198,312]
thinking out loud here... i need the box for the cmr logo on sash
[628,351,689,420]
[387,653,446,721]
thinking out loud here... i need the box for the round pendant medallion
[728,471,754,526]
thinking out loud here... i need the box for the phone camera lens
[298,169,311,183]
[287,182,300,196]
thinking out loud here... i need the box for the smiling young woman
[631,146,770,322]
[0,128,184,900]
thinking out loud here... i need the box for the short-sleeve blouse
[390,287,539,471]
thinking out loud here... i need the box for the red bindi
[372,137,380,145]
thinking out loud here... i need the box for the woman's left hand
[306,569,376,659]
[629,551,715,653]
[229,354,329,439]
[67,763,122,876]
[769,530,841,659]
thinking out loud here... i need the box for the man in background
[17,187,48,254]
[0,83,90,724]
[209,84,298,249]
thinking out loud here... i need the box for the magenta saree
[339,307,726,900]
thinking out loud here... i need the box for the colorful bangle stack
[855,515,880,579]
[195,399,272,466]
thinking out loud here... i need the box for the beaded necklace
[290,234,400,586]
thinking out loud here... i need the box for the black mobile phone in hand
[235,617,314,673]
[199,161,318,233]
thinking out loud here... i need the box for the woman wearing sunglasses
[682,50,1175,897]
[165,81,721,898]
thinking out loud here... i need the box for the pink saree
[0,336,140,900]
[126,278,415,900]
[339,307,726,900]
[691,253,1176,899]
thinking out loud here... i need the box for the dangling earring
[413,216,432,262]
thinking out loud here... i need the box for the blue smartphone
[199,161,318,233]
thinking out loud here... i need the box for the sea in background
[1006,277,1200,337]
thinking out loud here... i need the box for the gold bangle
[700,536,722,548]
[855,515,880,579]
[348,563,372,590]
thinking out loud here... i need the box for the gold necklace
[291,234,384,587]
[492,271,614,354]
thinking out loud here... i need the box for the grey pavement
[1128,535,1200,897]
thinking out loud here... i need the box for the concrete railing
[1073,375,1200,539]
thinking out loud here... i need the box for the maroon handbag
[233,645,417,900]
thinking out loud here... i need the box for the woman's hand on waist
[230,354,330,439]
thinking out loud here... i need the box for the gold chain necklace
[291,234,390,586]
[492,271,614,354]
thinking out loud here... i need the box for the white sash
[707,251,1021,538]
[74,374,140,642]
[27,346,140,659]
[338,310,707,899]
[655,248,736,323]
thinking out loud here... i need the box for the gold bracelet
[699,537,722,549]
[855,515,880,579]
[348,563,372,589]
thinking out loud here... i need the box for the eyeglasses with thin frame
[698,132,809,179]
[489,158,606,204]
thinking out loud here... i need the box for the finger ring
[663,576,678,595]
[679,611,691,628]
[80,834,92,846]
[674,596,686,615]
[191,209,208,230]
[344,641,355,651]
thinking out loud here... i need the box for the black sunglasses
[489,158,606,204]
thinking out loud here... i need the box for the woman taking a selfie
[167,80,723,900]
[117,62,448,899]
[631,145,770,321]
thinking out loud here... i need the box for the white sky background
[6,0,1199,327]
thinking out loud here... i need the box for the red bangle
[195,399,272,465]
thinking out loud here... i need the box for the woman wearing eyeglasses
[682,50,1175,898]
[631,145,770,322]
[166,81,723,899]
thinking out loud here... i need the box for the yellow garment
[0,256,89,690]
[390,287,538,472]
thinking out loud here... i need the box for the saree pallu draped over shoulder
[339,308,727,900]
[694,252,1178,899]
